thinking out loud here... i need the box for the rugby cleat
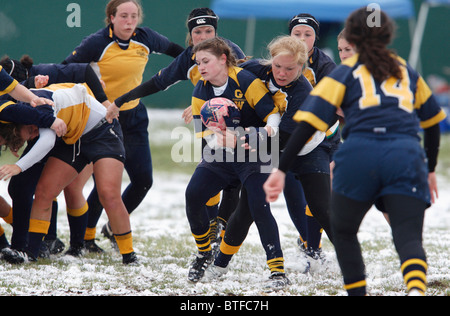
[203,263,229,281]
[188,251,214,283]
[122,251,139,265]
[84,239,105,253]
[265,273,291,291]
[65,243,85,257]
[305,247,326,265]
[42,238,65,255]
[101,222,119,251]
[1,248,36,264]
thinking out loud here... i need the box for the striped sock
[215,241,241,268]
[401,258,427,295]
[344,278,367,296]
[192,229,212,253]
[267,257,285,275]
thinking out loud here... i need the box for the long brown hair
[344,7,402,82]
[193,37,237,68]
[0,123,25,153]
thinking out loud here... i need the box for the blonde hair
[105,0,143,26]
[263,35,308,67]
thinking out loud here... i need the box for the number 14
[353,65,414,113]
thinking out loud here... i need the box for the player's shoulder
[325,54,359,83]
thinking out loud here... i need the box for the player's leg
[381,194,428,295]
[245,172,288,290]
[208,186,253,277]
[63,164,92,256]
[120,103,153,214]
[185,166,225,282]
[283,172,308,249]
[214,185,241,245]
[298,172,333,244]
[84,103,152,249]
[3,158,78,263]
[93,157,136,264]
[330,191,372,296]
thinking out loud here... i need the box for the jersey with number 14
[294,54,446,140]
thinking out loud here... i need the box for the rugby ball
[200,97,240,132]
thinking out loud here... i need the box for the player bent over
[0,83,137,265]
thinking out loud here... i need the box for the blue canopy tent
[211,0,415,55]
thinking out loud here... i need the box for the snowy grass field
[0,108,449,297]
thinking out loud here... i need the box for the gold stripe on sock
[67,202,88,217]
[114,231,134,255]
[29,219,50,235]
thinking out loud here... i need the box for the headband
[289,16,320,36]
[188,15,218,33]
[3,58,28,82]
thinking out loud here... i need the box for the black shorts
[50,119,126,173]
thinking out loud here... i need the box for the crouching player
[0,83,137,265]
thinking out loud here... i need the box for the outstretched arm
[0,128,56,180]
[8,83,54,107]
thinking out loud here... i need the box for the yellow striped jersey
[294,54,446,139]
[192,66,279,139]
[64,25,177,111]
[0,66,19,96]
[31,83,101,144]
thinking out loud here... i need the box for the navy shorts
[198,148,271,187]
[332,135,430,206]
[289,143,331,176]
[50,119,126,173]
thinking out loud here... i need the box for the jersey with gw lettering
[192,66,278,139]
[293,54,446,140]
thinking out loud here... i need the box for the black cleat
[188,251,214,283]
[84,239,104,253]
[43,238,65,255]
[122,251,139,265]
[65,243,85,257]
[1,248,36,264]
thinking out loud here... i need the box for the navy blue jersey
[30,63,89,86]
[303,48,336,87]
[0,66,18,96]
[0,99,54,127]
[152,37,245,91]
[240,59,312,135]
[64,25,175,110]
[294,54,446,140]
[192,66,278,139]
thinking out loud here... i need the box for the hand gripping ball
[200,97,240,133]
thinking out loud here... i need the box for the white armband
[15,128,56,172]
[266,112,281,136]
